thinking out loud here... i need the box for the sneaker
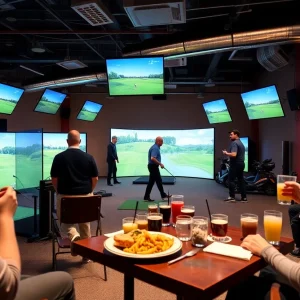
[70,235,80,256]
[239,198,248,203]
[144,198,154,202]
[224,197,235,203]
[82,257,92,263]
[290,248,300,257]
[161,194,172,201]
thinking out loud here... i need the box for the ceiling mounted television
[241,85,284,120]
[106,56,164,96]
[77,100,103,122]
[203,99,232,124]
[34,89,67,115]
[0,83,24,115]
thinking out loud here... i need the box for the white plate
[104,231,182,259]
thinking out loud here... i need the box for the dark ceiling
[0,0,298,88]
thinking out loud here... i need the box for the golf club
[164,167,176,179]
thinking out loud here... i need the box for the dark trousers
[107,160,117,184]
[289,204,300,247]
[144,164,165,199]
[229,162,246,199]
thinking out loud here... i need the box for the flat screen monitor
[241,85,284,120]
[110,128,214,179]
[77,100,103,122]
[240,137,249,172]
[106,56,164,96]
[203,99,232,124]
[0,83,24,115]
[34,89,67,115]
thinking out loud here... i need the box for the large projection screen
[111,128,214,179]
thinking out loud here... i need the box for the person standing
[222,129,247,203]
[107,136,121,186]
[50,130,98,261]
[144,137,169,202]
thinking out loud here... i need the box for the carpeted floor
[18,177,295,300]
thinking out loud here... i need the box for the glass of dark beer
[211,214,228,241]
[147,213,163,232]
[180,205,195,217]
[241,213,258,239]
[159,202,171,226]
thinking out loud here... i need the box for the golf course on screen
[0,83,24,115]
[77,101,102,121]
[241,85,284,120]
[111,129,214,179]
[106,57,164,96]
[35,89,66,114]
[203,99,232,124]
[240,137,249,172]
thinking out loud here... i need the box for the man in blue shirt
[106,136,121,186]
[144,137,168,202]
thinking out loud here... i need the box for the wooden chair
[270,283,281,300]
[51,195,107,280]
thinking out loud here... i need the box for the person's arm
[0,259,20,300]
[150,148,163,167]
[51,177,58,193]
[90,157,99,192]
[91,177,98,191]
[223,143,237,157]
[50,156,60,192]
[107,144,116,161]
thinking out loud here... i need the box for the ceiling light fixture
[31,41,46,53]
[205,79,215,88]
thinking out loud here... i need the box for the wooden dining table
[73,226,293,300]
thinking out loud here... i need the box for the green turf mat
[13,206,39,221]
[118,199,161,210]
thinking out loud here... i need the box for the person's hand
[0,186,18,218]
[160,163,165,169]
[241,234,271,256]
[222,150,228,155]
[282,181,300,203]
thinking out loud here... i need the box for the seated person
[0,186,75,300]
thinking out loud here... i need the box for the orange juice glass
[277,175,297,205]
[122,217,138,233]
[264,210,282,246]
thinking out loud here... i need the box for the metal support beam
[204,53,222,81]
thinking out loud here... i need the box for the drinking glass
[176,215,192,241]
[211,214,228,241]
[264,210,282,246]
[171,195,184,226]
[240,213,258,239]
[180,205,195,217]
[277,175,297,205]
[147,213,163,232]
[159,202,171,226]
[148,204,158,213]
[122,217,138,234]
[191,216,208,247]
[136,213,148,230]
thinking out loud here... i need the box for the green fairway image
[0,99,17,114]
[111,129,214,179]
[246,103,284,120]
[240,137,249,172]
[0,83,24,115]
[77,101,102,122]
[35,89,66,114]
[203,99,232,124]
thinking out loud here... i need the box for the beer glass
[148,204,158,213]
[159,202,171,226]
[211,214,228,241]
[180,205,195,217]
[240,213,258,239]
[136,213,148,230]
[147,213,163,232]
[264,210,282,246]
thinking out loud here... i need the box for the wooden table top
[73,227,293,299]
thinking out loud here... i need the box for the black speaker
[60,107,71,119]
[282,141,292,175]
[0,119,7,132]
[153,94,167,101]
[287,89,300,111]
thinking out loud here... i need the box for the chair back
[270,283,281,300]
[60,195,102,224]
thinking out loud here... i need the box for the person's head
[155,136,163,147]
[67,130,81,147]
[229,129,240,141]
[112,136,118,144]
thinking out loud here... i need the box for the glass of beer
[148,204,158,213]
[122,217,138,234]
[277,175,297,205]
[147,213,163,232]
[171,195,184,226]
[180,205,195,217]
[159,202,171,226]
[176,215,192,241]
[211,214,228,241]
[264,210,282,246]
[240,213,258,239]
[136,213,148,230]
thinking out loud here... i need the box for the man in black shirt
[107,136,121,186]
[51,130,98,257]
[222,129,247,203]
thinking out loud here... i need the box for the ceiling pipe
[123,25,300,59]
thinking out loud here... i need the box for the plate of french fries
[104,229,182,258]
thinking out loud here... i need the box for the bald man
[50,130,98,261]
[144,137,169,202]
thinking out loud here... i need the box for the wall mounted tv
[240,137,249,172]
[0,83,24,115]
[34,89,67,115]
[241,85,284,120]
[77,100,103,122]
[106,56,164,96]
[203,99,232,124]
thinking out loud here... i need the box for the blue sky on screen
[82,101,102,113]
[0,83,24,102]
[107,57,163,77]
[43,133,86,148]
[111,128,214,145]
[41,89,66,104]
[241,85,279,105]
[203,99,228,112]
[15,133,42,147]
[0,133,15,148]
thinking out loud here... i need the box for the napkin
[203,242,253,261]
[104,230,124,237]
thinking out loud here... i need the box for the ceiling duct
[257,45,289,72]
[164,57,187,68]
[123,25,300,59]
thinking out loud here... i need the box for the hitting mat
[132,176,176,185]
[118,199,161,210]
